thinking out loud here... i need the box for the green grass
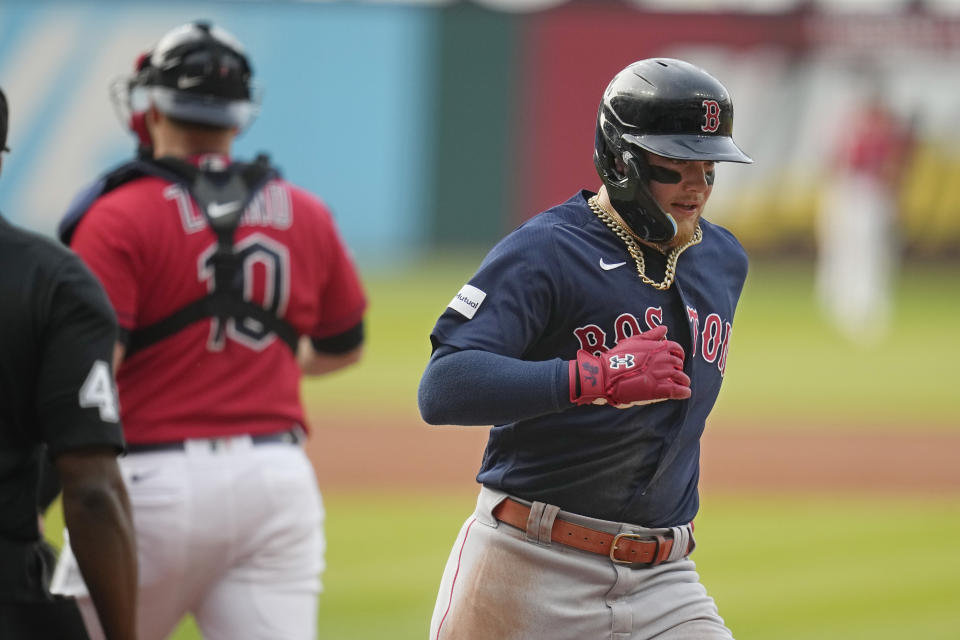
[315,492,470,639]
[41,256,958,638]
[307,256,959,430]
[695,493,960,640]
[47,491,960,639]
[712,261,960,428]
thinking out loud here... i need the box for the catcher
[50,22,366,640]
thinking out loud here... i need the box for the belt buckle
[609,532,659,566]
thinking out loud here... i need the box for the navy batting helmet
[111,21,258,145]
[594,58,752,243]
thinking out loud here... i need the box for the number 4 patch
[79,360,120,423]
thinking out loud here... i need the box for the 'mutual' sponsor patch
[449,284,486,319]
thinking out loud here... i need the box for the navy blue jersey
[429,191,748,527]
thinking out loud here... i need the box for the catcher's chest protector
[58,154,299,355]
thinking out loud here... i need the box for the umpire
[0,87,138,639]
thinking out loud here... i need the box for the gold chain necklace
[587,196,702,291]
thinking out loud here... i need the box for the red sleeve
[311,210,367,339]
[69,200,143,330]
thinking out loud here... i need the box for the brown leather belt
[492,497,691,567]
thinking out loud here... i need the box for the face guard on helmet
[593,58,752,243]
[110,21,260,148]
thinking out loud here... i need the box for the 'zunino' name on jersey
[166,181,293,234]
[574,304,733,376]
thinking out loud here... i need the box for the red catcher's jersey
[71,157,366,444]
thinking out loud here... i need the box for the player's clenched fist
[569,325,691,408]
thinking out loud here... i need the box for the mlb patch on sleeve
[448,284,486,319]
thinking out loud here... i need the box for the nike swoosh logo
[207,201,242,219]
[129,469,161,484]
[599,258,627,271]
[177,75,204,89]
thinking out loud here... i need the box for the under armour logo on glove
[569,325,691,409]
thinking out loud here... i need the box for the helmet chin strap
[606,151,678,244]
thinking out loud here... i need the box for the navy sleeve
[429,221,560,358]
[418,346,571,426]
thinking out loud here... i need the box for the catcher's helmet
[112,21,258,146]
[594,58,752,243]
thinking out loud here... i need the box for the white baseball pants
[52,433,324,640]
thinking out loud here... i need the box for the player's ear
[144,105,163,132]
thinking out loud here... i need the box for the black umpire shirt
[0,214,125,603]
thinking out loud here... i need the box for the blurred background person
[816,82,915,345]
[0,86,138,640]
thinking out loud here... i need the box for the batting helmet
[111,21,258,146]
[594,58,752,243]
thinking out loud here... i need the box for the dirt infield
[305,417,960,494]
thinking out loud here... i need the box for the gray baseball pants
[430,486,733,640]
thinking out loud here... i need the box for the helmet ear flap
[620,148,644,183]
[603,141,678,242]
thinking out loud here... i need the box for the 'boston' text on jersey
[573,304,732,376]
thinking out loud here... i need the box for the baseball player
[816,88,913,344]
[0,87,137,640]
[50,22,367,640]
[418,58,752,639]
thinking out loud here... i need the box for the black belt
[126,428,302,454]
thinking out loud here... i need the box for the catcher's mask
[593,58,752,243]
[110,21,260,148]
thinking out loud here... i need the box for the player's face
[645,152,715,249]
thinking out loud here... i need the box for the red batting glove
[569,325,692,408]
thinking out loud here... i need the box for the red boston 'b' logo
[701,100,721,133]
